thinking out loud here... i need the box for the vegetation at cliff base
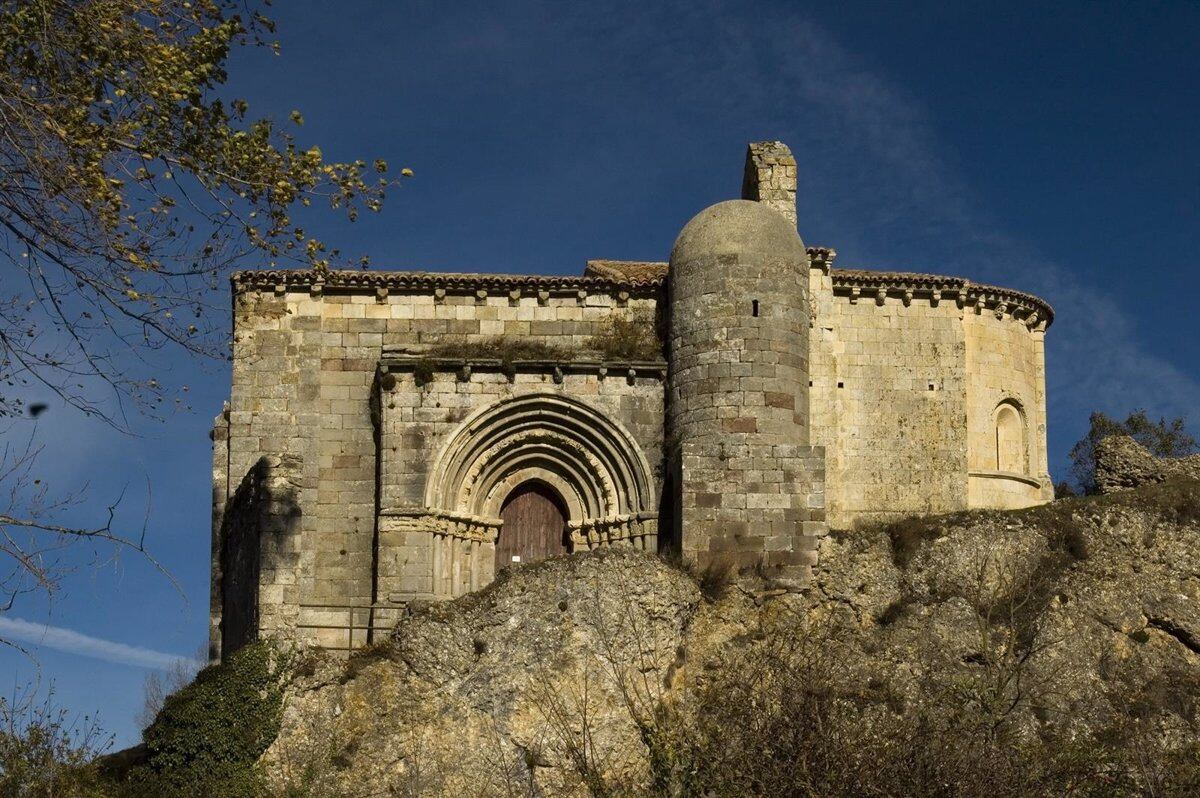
[0,0,403,624]
[112,641,290,798]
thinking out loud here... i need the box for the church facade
[210,142,1054,658]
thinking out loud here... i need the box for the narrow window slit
[752,299,759,317]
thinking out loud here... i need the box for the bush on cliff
[112,641,291,798]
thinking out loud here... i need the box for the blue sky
[3,0,1198,749]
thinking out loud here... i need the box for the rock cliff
[259,479,1200,796]
[1094,435,1200,493]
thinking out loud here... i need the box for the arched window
[994,401,1026,474]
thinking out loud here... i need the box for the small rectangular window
[752,299,759,317]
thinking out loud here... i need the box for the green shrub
[115,641,291,798]
[413,337,570,385]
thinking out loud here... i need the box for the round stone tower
[669,199,811,445]
[667,198,826,583]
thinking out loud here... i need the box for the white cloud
[0,616,196,671]
[667,5,1200,436]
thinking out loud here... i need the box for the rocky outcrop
[262,550,706,796]
[1094,435,1200,493]
[813,478,1200,738]
[261,479,1200,796]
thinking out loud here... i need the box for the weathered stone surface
[263,549,701,795]
[1095,434,1200,493]
[212,140,1057,654]
[261,480,1200,795]
[667,199,823,583]
[808,479,1200,737]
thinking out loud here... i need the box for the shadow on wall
[217,455,303,660]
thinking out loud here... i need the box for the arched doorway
[496,481,569,569]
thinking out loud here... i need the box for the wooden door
[496,482,568,569]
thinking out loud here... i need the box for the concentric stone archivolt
[423,393,656,547]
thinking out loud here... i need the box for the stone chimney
[741,141,797,228]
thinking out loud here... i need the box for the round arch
[994,399,1028,474]
[425,392,657,527]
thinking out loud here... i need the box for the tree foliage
[137,643,205,732]
[1069,410,1197,494]
[0,0,402,614]
[1,0,403,421]
[0,683,112,798]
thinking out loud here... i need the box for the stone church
[210,142,1054,658]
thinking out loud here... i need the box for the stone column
[1032,325,1054,499]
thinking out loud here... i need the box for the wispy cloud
[600,2,1200,449]
[0,616,195,671]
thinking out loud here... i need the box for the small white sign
[511,555,521,563]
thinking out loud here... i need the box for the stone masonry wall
[668,200,826,584]
[374,368,664,615]
[807,274,1051,528]
[808,283,969,528]
[964,309,1052,507]
[221,279,660,649]
[210,453,303,660]
[741,141,797,228]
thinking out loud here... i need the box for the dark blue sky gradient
[3,0,1197,748]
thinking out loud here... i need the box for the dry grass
[586,314,662,361]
